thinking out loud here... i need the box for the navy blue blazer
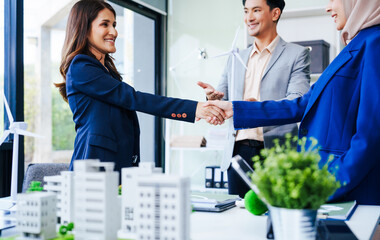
[232,25,380,205]
[66,54,197,173]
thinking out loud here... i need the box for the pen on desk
[317,212,329,219]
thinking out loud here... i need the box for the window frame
[0,0,24,197]
[110,0,167,169]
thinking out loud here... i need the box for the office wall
[286,0,327,9]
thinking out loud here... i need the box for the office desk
[191,205,380,240]
[2,205,379,239]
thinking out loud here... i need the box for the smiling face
[88,8,118,63]
[326,0,347,30]
[244,0,280,38]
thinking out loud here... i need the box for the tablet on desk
[231,155,260,194]
[317,220,358,240]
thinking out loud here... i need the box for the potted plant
[250,135,340,240]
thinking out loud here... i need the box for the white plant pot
[269,205,318,240]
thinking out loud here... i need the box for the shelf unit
[165,119,226,190]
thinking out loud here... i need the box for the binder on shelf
[222,171,228,189]
[205,166,226,189]
[205,167,214,188]
[213,167,222,188]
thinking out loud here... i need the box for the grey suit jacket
[218,37,311,171]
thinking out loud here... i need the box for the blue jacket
[232,25,380,205]
[66,54,197,172]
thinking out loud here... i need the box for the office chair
[21,163,69,192]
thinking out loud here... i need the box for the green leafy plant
[251,135,340,210]
[58,222,74,239]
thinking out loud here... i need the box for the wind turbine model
[209,27,247,100]
[0,92,43,209]
[168,48,208,97]
[169,48,208,72]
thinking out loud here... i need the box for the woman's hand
[204,101,233,121]
[195,102,226,125]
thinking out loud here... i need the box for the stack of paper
[191,191,240,212]
[170,135,206,148]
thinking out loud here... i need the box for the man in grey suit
[198,0,310,198]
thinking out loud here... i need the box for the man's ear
[272,8,281,22]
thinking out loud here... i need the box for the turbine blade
[14,129,44,138]
[2,92,14,124]
[234,52,248,70]
[0,130,10,145]
[209,51,231,59]
[231,26,241,49]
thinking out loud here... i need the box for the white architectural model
[136,175,191,240]
[118,162,161,239]
[73,160,120,240]
[118,162,190,240]
[17,192,57,240]
[43,171,74,224]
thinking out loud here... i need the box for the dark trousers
[227,140,264,198]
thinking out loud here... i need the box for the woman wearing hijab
[206,0,380,205]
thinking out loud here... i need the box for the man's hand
[204,101,233,121]
[195,102,226,125]
[197,81,224,100]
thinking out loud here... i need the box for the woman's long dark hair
[56,0,122,102]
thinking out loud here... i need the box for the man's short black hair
[242,0,285,13]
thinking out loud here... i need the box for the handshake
[195,81,257,125]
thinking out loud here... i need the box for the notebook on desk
[191,191,240,212]
[318,201,357,221]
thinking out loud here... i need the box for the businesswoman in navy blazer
[207,0,380,205]
[55,0,225,174]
